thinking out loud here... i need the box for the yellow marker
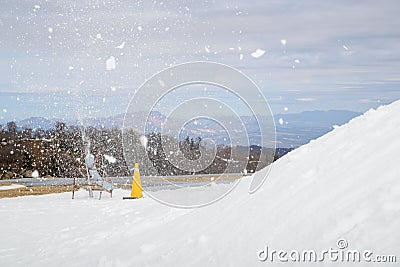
[123,163,143,199]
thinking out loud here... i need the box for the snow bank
[1,100,400,266]
[0,184,25,190]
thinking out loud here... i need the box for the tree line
[0,121,274,179]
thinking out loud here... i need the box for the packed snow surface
[1,100,400,266]
[0,184,25,190]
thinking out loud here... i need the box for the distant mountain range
[6,110,361,148]
[274,110,361,147]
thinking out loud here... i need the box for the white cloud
[1,0,400,119]
[296,98,316,102]
[358,99,380,103]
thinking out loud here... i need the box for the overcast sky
[1,0,400,122]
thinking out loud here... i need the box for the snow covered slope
[1,100,400,266]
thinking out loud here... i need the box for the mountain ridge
[3,109,362,148]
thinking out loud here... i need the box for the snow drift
[1,100,400,266]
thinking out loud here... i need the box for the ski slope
[1,100,400,266]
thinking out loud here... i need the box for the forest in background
[0,121,290,179]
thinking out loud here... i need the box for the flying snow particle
[137,26,143,31]
[251,49,266,58]
[115,41,125,49]
[34,4,40,10]
[342,45,349,51]
[111,86,116,92]
[239,54,244,60]
[278,118,284,125]
[139,135,148,148]
[2,109,6,113]
[284,107,289,112]
[10,150,14,155]
[96,33,102,39]
[32,170,39,178]
[204,45,210,53]
[281,39,287,45]
[165,27,170,31]
[294,59,300,64]
[68,66,74,70]
[104,155,117,164]
[48,27,53,33]
[106,56,116,70]
[102,97,106,103]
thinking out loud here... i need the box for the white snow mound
[31,170,39,178]
[1,100,400,266]
[0,184,25,190]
